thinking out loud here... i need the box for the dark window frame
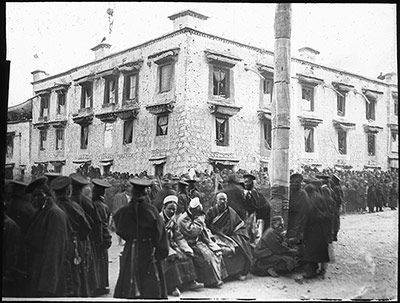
[156,115,169,136]
[80,83,93,109]
[158,63,173,93]
[212,65,230,98]
[366,99,376,121]
[80,125,89,149]
[263,119,272,150]
[337,91,346,116]
[55,129,64,150]
[104,76,119,105]
[304,127,314,153]
[216,116,229,146]
[123,119,134,144]
[301,85,314,111]
[154,163,164,177]
[39,129,47,151]
[6,133,14,158]
[57,91,66,114]
[338,129,347,155]
[367,133,376,156]
[394,98,398,116]
[40,94,50,118]
[123,72,138,101]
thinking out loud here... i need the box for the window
[367,134,375,156]
[159,63,173,93]
[123,73,138,101]
[57,91,66,114]
[394,98,398,116]
[40,130,47,150]
[213,66,230,98]
[40,94,50,118]
[80,125,89,149]
[104,77,118,104]
[263,77,273,104]
[301,86,314,111]
[216,117,229,146]
[156,115,168,136]
[104,123,113,148]
[391,131,398,153]
[337,91,346,116]
[6,133,14,158]
[55,129,64,150]
[123,120,133,144]
[366,99,376,120]
[54,165,62,174]
[81,83,93,109]
[304,127,314,153]
[263,119,272,150]
[338,130,347,154]
[154,163,164,177]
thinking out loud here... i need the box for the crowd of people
[3,165,398,299]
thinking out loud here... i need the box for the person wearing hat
[111,180,133,245]
[44,172,62,185]
[302,183,331,279]
[50,176,92,297]
[153,178,177,213]
[177,180,191,215]
[177,197,227,288]
[221,173,247,222]
[113,178,169,299]
[205,192,253,282]
[69,173,100,296]
[287,173,310,259]
[250,216,300,278]
[330,174,344,241]
[2,200,27,297]
[90,178,113,296]
[171,176,180,192]
[23,176,70,297]
[160,195,204,297]
[388,182,398,210]
[243,173,271,236]
[4,180,35,235]
[187,179,201,200]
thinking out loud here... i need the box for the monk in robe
[250,216,299,277]
[205,192,253,281]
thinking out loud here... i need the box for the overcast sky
[5,2,397,107]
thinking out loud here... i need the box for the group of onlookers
[3,166,398,299]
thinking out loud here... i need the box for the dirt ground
[105,208,398,301]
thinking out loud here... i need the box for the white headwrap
[163,195,178,205]
[189,197,202,210]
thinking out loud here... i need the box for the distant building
[9,9,398,178]
[6,98,33,180]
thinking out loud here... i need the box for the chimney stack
[383,72,397,85]
[91,41,112,61]
[298,47,320,62]
[168,9,209,31]
[31,70,49,82]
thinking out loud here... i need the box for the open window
[123,73,138,101]
[40,94,50,118]
[367,133,375,156]
[80,83,93,109]
[123,119,133,144]
[338,129,347,155]
[104,76,118,105]
[80,125,89,149]
[6,133,14,158]
[304,127,314,153]
[156,115,169,136]
[55,129,64,150]
[215,116,229,146]
[57,91,66,114]
[40,130,47,151]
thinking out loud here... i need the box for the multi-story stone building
[10,9,398,178]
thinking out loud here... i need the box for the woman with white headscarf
[177,197,228,288]
[160,195,204,296]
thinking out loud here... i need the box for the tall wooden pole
[271,3,291,227]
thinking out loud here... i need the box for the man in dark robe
[4,180,35,235]
[50,176,92,297]
[177,180,191,215]
[222,173,247,221]
[187,179,201,200]
[287,173,310,258]
[111,181,132,245]
[24,176,70,297]
[91,178,113,296]
[70,173,100,296]
[302,184,331,279]
[153,179,176,212]
[113,178,169,299]
[205,192,253,281]
[330,174,344,241]
[250,216,299,277]
[388,182,398,210]
[2,205,28,297]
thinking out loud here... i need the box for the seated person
[177,197,227,288]
[205,192,252,281]
[160,195,204,296]
[250,216,300,277]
